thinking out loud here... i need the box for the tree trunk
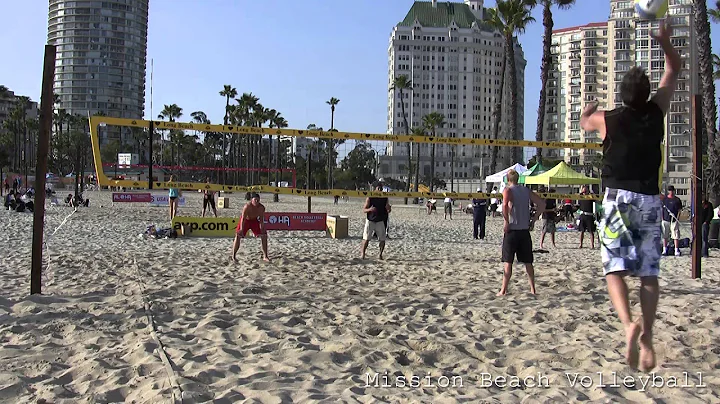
[506,32,520,165]
[430,134,436,192]
[399,88,411,204]
[535,0,553,165]
[329,109,334,189]
[414,141,421,202]
[274,134,280,202]
[490,41,509,180]
[695,0,720,204]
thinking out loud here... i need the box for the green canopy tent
[523,161,600,186]
[518,162,548,184]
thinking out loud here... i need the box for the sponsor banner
[172,217,237,237]
[172,212,328,237]
[264,213,327,231]
[112,192,152,203]
[150,193,186,207]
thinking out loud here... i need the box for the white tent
[484,163,528,184]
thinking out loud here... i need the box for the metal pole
[307,150,312,213]
[31,45,56,295]
[148,121,154,189]
[691,94,702,279]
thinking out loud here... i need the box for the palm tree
[326,97,340,188]
[411,127,425,196]
[501,0,535,166]
[486,7,508,177]
[158,104,183,168]
[422,112,446,192]
[712,54,720,80]
[699,0,720,202]
[269,112,288,202]
[236,93,259,184]
[390,75,413,202]
[219,85,237,183]
[0,85,9,98]
[191,111,210,166]
[534,0,575,164]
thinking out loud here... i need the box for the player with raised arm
[580,21,679,372]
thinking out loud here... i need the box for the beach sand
[1,190,719,403]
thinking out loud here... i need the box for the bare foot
[496,290,507,296]
[230,256,238,264]
[529,288,536,295]
[625,321,642,370]
[639,332,656,372]
[360,254,365,260]
[378,255,384,260]
[263,256,271,262]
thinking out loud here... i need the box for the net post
[31,45,56,295]
[691,94,702,279]
[148,120,154,189]
[307,150,312,213]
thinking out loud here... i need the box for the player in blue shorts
[580,21,678,372]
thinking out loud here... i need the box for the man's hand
[503,222,509,234]
[368,206,377,212]
[650,20,672,44]
[582,100,599,117]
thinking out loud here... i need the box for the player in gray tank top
[497,169,545,297]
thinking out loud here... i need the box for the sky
[2,0,720,145]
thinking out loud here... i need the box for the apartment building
[382,0,526,186]
[47,0,149,145]
[547,0,696,201]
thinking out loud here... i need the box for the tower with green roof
[381,0,527,192]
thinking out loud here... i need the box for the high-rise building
[546,0,696,202]
[382,0,526,187]
[47,0,149,145]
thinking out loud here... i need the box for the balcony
[670,150,687,159]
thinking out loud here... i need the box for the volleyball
[634,0,669,20]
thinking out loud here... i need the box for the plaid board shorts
[599,188,663,277]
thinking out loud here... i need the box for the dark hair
[667,185,675,192]
[620,67,651,108]
[251,193,260,199]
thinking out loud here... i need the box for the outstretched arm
[650,21,680,114]
[362,198,374,213]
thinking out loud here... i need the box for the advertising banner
[172,213,328,237]
[263,213,327,231]
[112,192,153,203]
[150,193,186,207]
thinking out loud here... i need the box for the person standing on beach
[580,21,678,372]
[701,197,713,258]
[489,186,500,217]
[539,189,558,249]
[472,188,488,240]
[444,197,453,220]
[497,169,544,296]
[361,181,391,260]
[577,185,597,249]
[661,185,682,256]
[202,177,218,218]
[231,193,270,263]
[168,175,181,220]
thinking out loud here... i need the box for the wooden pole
[691,94,702,279]
[307,150,312,213]
[148,121,154,189]
[31,45,56,295]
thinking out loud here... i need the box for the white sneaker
[675,250,681,257]
[662,247,669,256]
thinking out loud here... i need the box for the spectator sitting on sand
[4,192,16,210]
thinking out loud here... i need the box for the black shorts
[203,196,216,210]
[501,229,533,264]
[169,196,178,201]
[579,214,596,232]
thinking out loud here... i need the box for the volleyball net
[88,116,605,200]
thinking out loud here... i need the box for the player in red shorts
[231,193,271,263]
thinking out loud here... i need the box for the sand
[1,190,719,403]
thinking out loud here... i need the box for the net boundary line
[88,116,603,150]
